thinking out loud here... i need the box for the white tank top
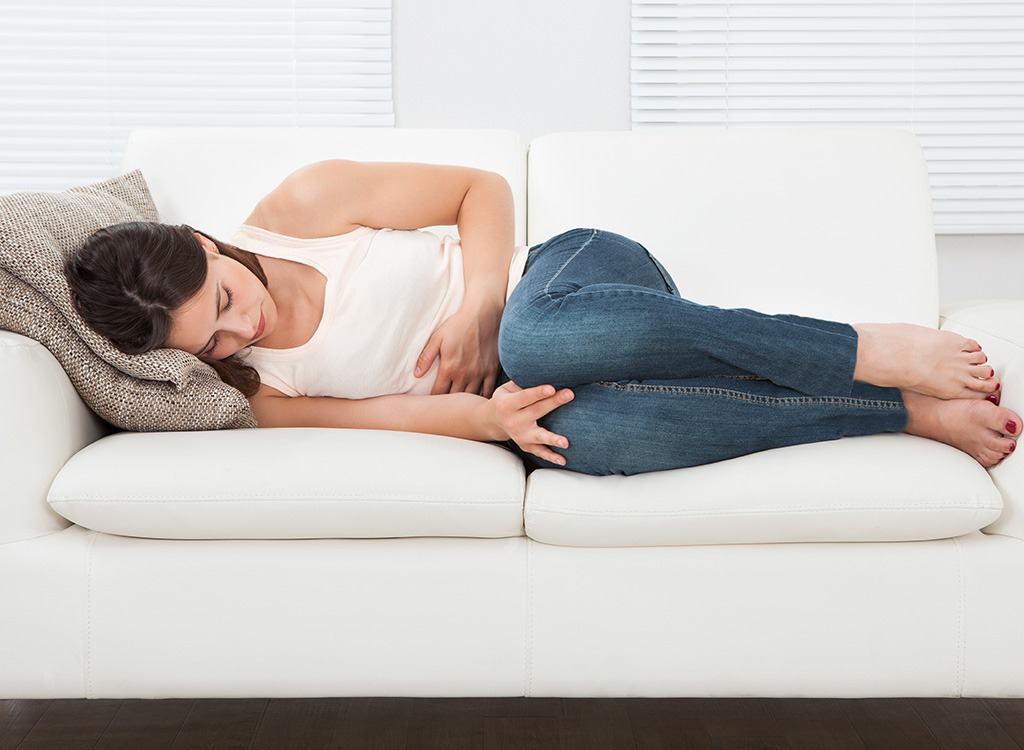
[230,224,529,399]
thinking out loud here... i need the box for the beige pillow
[0,171,256,430]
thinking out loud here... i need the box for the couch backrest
[121,127,527,246]
[527,128,939,326]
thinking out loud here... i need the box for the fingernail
[1007,421,1018,435]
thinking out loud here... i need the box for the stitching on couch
[0,526,74,546]
[526,503,1001,517]
[952,536,967,696]
[941,317,1024,349]
[49,496,523,503]
[84,530,98,699]
[525,537,534,698]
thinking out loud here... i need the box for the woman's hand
[490,381,574,466]
[415,300,503,397]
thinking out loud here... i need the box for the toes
[980,451,1003,468]
[967,350,989,365]
[983,440,1016,467]
[978,376,1000,393]
[962,338,982,353]
[963,377,1000,396]
[990,406,1022,436]
[975,440,1004,466]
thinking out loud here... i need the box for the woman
[66,160,1019,475]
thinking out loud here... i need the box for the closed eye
[202,288,234,357]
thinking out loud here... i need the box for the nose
[225,310,257,342]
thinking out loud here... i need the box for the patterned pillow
[0,171,256,430]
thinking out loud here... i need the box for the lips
[253,311,265,342]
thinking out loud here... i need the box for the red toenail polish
[987,394,1000,404]
[1012,443,1017,453]
[1008,421,1018,434]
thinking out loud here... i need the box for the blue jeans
[497,228,909,475]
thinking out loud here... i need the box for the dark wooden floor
[4,697,1024,750]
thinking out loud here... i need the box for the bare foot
[854,323,998,400]
[903,390,1019,468]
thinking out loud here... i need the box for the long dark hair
[65,221,268,397]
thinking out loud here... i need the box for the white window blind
[1,0,394,192]
[631,1,1024,233]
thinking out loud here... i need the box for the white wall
[393,0,1022,308]
[393,0,630,141]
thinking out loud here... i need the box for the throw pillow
[0,171,256,430]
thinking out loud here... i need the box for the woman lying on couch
[65,161,1019,475]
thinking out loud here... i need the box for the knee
[497,322,549,388]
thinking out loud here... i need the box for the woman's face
[165,234,276,360]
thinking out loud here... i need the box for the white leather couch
[4,127,1024,699]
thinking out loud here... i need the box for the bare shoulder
[244,160,364,239]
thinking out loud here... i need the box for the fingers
[494,383,574,467]
[481,374,497,399]
[414,337,441,379]
[516,384,575,421]
[430,373,452,396]
[431,362,500,396]
[518,426,571,466]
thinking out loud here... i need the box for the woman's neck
[254,253,327,350]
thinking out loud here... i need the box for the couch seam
[525,537,534,698]
[84,530,98,699]
[952,536,967,697]
[941,317,1024,349]
[0,525,73,547]
[525,503,1001,517]
[49,495,523,504]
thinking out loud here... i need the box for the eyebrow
[194,284,221,357]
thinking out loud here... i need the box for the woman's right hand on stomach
[489,381,574,466]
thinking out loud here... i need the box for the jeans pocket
[639,245,680,296]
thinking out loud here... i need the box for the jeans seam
[593,381,904,409]
[543,229,599,298]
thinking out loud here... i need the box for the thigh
[516,228,678,302]
[522,377,906,476]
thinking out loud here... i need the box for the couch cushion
[0,171,255,430]
[48,428,526,540]
[525,434,1002,547]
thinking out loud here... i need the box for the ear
[194,232,221,255]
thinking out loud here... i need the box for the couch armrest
[941,300,1024,542]
[0,331,109,544]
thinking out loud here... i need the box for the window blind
[1,0,394,192]
[631,1,1024,233]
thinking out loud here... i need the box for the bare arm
[249,159,512,313]
[249,382,575,467]
[249,160,514,396]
